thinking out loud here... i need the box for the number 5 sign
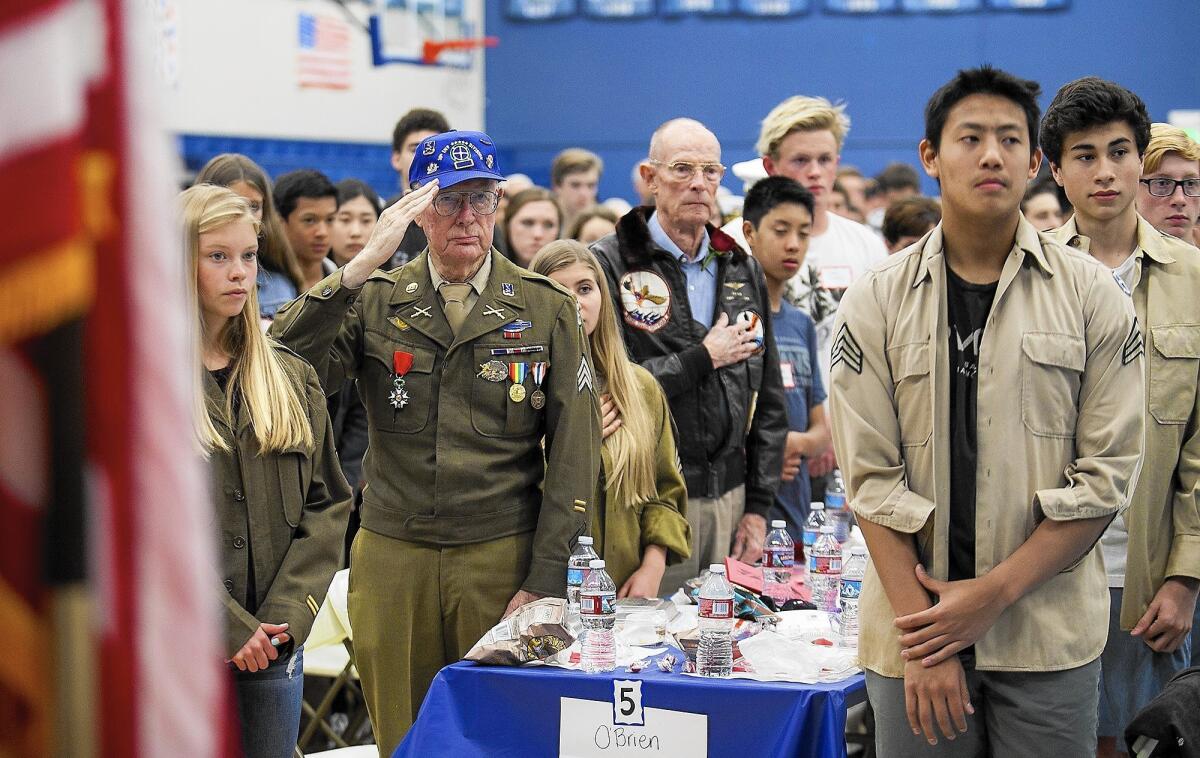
[612,680,644,726]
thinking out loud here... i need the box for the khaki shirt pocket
[888,342,931,447]
[1021,332,1085,438]
[362,331,436,434]
[277,445,310,528]
[1149,325,1200,425]
[471,345,547,438]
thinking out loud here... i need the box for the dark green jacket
[207,344,352,657]
[593,364,691,588]
[270,250,601,596]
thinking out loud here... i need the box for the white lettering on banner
[559,696,707,758]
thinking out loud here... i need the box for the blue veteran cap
[408,130,504,190]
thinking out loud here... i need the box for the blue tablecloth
[395,653,866,758]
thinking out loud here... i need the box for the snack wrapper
[464,597,575,665]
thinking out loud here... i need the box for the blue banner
[507,0,577,20]
[739,0,810,15]
[662,0,735,15]
[986,0,1068,8]
[900,0,982,10]
[823,0,898,13]
[583,0,655,17]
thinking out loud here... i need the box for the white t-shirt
[805,212,889,294]
[1099,248,1141,587]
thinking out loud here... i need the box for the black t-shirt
[946,266,997,582]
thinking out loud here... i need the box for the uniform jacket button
[223,579,234,591]
[233,536,246,549]
[321,285,334,297]
[233,489,245,501]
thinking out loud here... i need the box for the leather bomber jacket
[591,207,787,517]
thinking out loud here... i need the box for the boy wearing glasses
[1137,122,1200,243]
[592,118,788,592]
[1043,79,1200,755]
[272,130,601,755]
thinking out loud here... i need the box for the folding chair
[297,570,372,752]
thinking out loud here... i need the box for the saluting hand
[342,180,439,289]
[702,312,760,369]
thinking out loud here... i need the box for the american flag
[0,1,227,756]
[298,12,352,90]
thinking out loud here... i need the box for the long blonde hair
[181,184,314,455]
[530,241,656,509]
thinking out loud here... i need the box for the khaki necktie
[440,282,473,335]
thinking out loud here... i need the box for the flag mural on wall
[298,12,353,90]
[0,1,225,756]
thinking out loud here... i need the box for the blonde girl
[182,184,350,758]
[531,240,690,596]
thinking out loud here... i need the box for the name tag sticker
[781,361,796,389]
[559,696,707,758]
[818,265,853,291]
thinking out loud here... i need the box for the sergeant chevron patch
[577,355,593,394]
[1123,318,1143,365]
[831,324,864,374]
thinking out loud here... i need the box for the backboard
[369,0,480,68]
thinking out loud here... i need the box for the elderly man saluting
[272,130,600,755]
[592,118,788,592]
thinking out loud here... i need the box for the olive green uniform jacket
[207,344,352,658]
[1053,216,1200,630]
[593,364,691,589]
[270,250,601,597]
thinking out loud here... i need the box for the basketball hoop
[421,35,498,65]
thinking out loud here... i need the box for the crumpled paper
[464,597,574,665]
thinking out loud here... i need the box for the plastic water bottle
[825,469,851,543]
[809,525,843,615]
[579,559,616,673]
[566,536,598,615]
[762,520,795,606]
[839,547,868,649]
[697,564,734,678]
[802,502,826,556]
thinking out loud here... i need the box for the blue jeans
[232,645,304,758]
[1099,589,1191,737]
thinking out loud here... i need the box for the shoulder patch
[1123,317,1143,366]
[831,324,864,374]
[577,354,594,394]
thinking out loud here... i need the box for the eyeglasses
[649,160,726,183]
[1140,178,1200,198]
[432,190,500,217]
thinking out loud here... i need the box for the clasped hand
[894,565,1008,667]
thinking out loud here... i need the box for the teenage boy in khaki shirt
[830,67,1145,757]
[1042,77,1200,757]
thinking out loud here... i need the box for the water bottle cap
[589,559,605,569]
[578,536,593,545]
[770,520,786,529]
[850,546,868,555]
[811,501,825,510]
[709,564,726,574]
[820,524,835,533]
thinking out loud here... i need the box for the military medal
[478,360,506,382]
[390,350,413,409]
[502,319,532,339]
[508,362,528,403]
[529,362,548,409]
